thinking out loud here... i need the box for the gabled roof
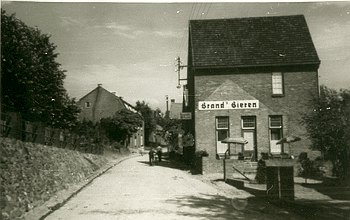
[189,15,320,68]
[78,86,124,107]
[121,99,140,115]
[78,85,138,113]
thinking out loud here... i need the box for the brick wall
[193,69,319,173]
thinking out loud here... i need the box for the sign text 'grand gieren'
[198,100,259,110]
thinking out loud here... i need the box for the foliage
[100,109,143,144]
[195,150,208,157]
[302,85,350,179]
[1,10,79,129]
[255,158,266,184]
[134,101,156,145]
[297,153,324,182]
[154,108,165,126]
[72,120,105,154]
[164,120,183,150]
[74,120,99,139]
[134,101,186,148]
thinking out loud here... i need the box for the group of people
[149,146,162,166]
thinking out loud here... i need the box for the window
[216,117,229,156]
[272,72,284,95]
[217,117,229,129]
[269,116,283,153]
[270,116,282,128]
[184,85,189,107]
[241,116,256,159]
[85,102,91,108]
[242,117,256,129]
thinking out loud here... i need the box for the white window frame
[241,117,256,130]
[272,72,284,95]
[269,116,282,128]
[216,117,229,156]
[216,117,229,130]
[269,115,283,154]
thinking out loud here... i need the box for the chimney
[166,95,169,113]
[97,83,102,87]
[171,99,175,103]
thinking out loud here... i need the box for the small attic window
[272,72,284,96]
[85,102,91,108]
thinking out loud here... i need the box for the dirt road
[45,156,303,220]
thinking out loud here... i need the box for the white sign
[180,112,192,120]
[199,100,259,110]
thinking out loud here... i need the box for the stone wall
[0,137,109,220]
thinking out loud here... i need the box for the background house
[77,84,144,148]
[185,15,321,173]
[169,99,183,120]
[148,124,167,147]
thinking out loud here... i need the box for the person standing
[149,148,155,166]
[156,145,162,162]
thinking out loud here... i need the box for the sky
[2,1,350,112]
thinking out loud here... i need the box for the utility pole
[165,95,169,113]
[165,95,169,119]
[175,56,187,89]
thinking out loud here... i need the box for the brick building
[184,15,320,173]
[77,84,144,148]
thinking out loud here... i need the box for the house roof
[189,15,320,68]
[78,85,123,106]
[78,85,138,113]
[121,99,140,115]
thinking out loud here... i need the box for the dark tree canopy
[1,10,79,128]
[134,101,156,145]
[100,109,143,143]
[302,85,350,178]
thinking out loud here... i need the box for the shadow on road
[300,182,350,201]
[166,193,301,220]
[223,178,350,220]
[137,159,190,171]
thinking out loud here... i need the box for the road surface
[45,156,302,220]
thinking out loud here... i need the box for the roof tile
[189,15,320,68]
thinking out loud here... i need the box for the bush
[112,142,124,152]
[298,152,324,181]
[255,158,266,184]
[195,150,208,157]
[302,86,350,179]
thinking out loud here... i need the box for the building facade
[184,15,320,173]
[77,84,144,148]
[169,99,183,120]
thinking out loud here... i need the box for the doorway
[241,116,257,161]
[216,117,229,157]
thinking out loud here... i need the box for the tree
[1,10,79,129]
[302,85,350,179]
[100,109,143,145]
[134,101,156,145]
[164,120,183,149]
